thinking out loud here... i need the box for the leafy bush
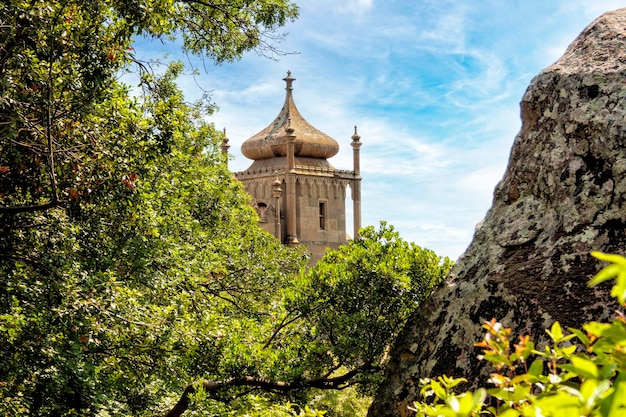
[412,252,626,417]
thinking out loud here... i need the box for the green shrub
[412,252,626,417]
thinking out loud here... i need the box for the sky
[135,0,625,261]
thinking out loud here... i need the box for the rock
[368,8,626,417]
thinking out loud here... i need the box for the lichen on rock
[368,8,626,417]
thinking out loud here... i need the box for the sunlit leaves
[289,222,452,393]
[0,55,308,416]
[590,252,626,304]
[412,253,626,417]
[1,0,298,212]
[176,0,299,62]
[413,376,485,417]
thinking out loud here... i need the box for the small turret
[220,128,230,155]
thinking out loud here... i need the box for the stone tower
[227,72,362,263]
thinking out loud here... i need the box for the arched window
[257,202,268,222]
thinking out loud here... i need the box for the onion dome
[241,71,340,160]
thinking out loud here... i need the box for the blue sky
[134,1,625,260]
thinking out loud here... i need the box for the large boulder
[369,8,626,417]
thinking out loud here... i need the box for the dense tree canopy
[159,223,451,417]
[0,57,308,414]
[0,0,298,217]
[290,223,453,394]
[0,1,452,416]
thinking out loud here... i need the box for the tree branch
[261,309,301,350]
[161,364,378,417]
[46,35,59,203]
[163,380,223,417]
[0,253,63,281]
[0,199,62,214]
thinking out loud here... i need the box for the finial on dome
[285,117,295,135]
[351,125,361,142]
[283,70,295,91]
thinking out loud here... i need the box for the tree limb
[261,309,301,350]
[161,364,378,417]
[0,199,62,214]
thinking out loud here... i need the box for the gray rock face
[368,8,626,417]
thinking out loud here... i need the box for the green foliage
[412,252,626,417]
[306,387,372,417]
[0,1,451,415]
[288,222,453,393]
[0,59,307,415]
[0,1,302,414]
[176,0,299,62]
[186,394,328,417]
[0,0,298,215]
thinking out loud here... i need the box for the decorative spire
[221,127,230,154]
[351,125,361,142]
[283,70,295,94]
[285,118,295,135]
[272,178,283,198]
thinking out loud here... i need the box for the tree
[290,222,453,394]
[161,222,452,417]
[0,58,308,415]
[0,1,300,414]
[0,0,298,217]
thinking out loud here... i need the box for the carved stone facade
[226,72,362,263]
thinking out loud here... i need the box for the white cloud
[417,8,468,47]
[302,0,375,15]
[168,1,623,259]
[561,0,626,18]
[342,0,375,13]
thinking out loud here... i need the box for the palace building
[223,72,362,263]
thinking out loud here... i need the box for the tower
[227,72,362,263]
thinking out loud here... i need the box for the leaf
[579,379,611,408]
[445,377,468,390]
[584,321,612,338]
[529,359,545,377]
[611,269,626,305]
[533,391,582,410]
[487,388,511,401]
[547,321,564,342]
[599,372,626,417]
[569,328,590,347]
[510,383,531,402]
[558,344,578,357]
[591,252,626,266]
[559,356,599,380]
[472,389,487,407]
[511,373,533,385]
[446,392,482,416]
[498,409,520,417]
[430,380,447,399]
[589,264,623,286]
